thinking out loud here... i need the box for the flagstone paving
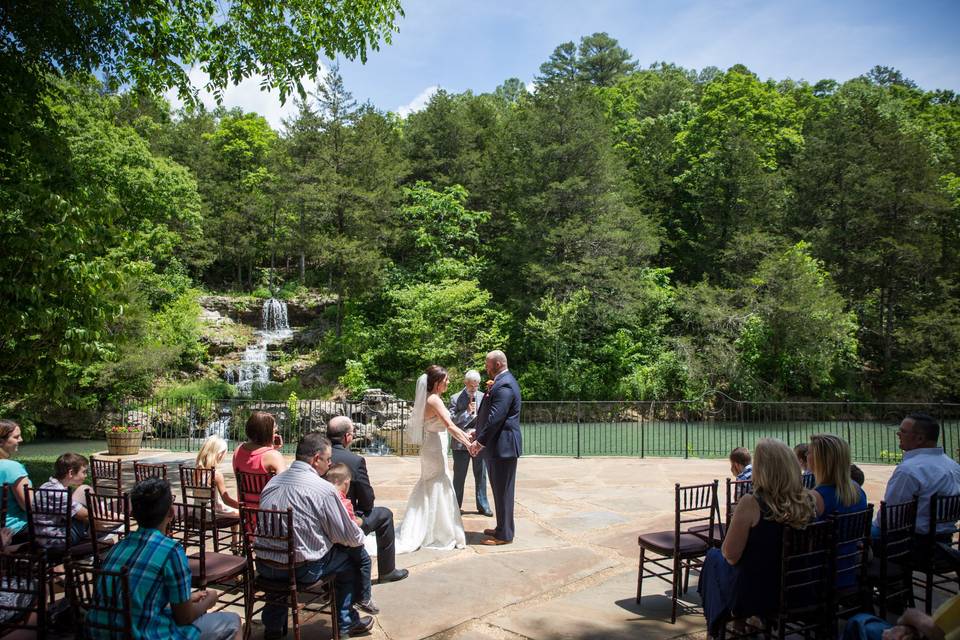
[91,450,899,639]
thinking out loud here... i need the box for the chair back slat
[90,459,123,496]
[25,485,74,552]
[725,479,753,527]
[85,491,131,566]
[235,470,274,508]
[240,506,296,572]
[932,493,960,533]
[179,465,218,513]
[801,473,817,489]
[0,551,47,636]
[674,481,718,540]
[877,498,919,616]
[133,462,167,483]
[67,562,134,639]
[780,520,834,612]
[832,505,874,600]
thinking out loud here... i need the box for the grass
[17,440,107,486]
[519,420,952,464]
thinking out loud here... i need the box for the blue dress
[698,495,784,637]
[815,483,868,589]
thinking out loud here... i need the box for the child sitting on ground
[35,453,91,547]
[195,435,240,515]
[326,463,378,615]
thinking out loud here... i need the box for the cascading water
[225,298,293,397]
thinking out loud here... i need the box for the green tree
[576,32,637,87]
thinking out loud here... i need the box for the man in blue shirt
[87,478,241,640]
[872,413,960,539]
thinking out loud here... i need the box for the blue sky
[171,0,960,128]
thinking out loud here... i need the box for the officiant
[448,370,493,516]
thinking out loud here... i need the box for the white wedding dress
[395,412,466,553]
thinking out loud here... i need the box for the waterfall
[226,298,293,397]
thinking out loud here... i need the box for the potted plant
[105,424,143,456]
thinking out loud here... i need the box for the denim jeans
[257,547,362,632]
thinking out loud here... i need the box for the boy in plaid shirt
[86,478,241,640]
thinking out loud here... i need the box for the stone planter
[105,430,143,456]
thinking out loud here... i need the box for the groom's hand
[468,441,483,457]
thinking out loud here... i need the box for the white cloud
[164,65,327,130]
[395,85,439,117]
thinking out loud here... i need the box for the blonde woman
[195,435,240,516]
[807,433,867,590]
[807,433,867,519]
[699,438,817,637]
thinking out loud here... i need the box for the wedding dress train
[395,414,466,553]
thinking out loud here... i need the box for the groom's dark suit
[474,370,522,542]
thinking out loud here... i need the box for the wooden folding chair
[65,561,134,639]
[832,505,874,619]
[178,465,241,552]
[0,550,47,638]
[169,502,248,612]
[637,481,718,624]
[870,498,918,617]
[84,491,130,568]
[914,493,960,614]
[240,506,338,640]
[89,459,123,497]
[234,470,274,509]
[132,461,167,484]
[719,519,835,639]
[24,485,95,602]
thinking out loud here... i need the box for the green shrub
[154,379,236,403]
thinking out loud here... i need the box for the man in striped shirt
[257,432,373,639]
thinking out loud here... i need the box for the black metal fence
[114,394,960,464]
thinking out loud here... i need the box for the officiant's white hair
[464,370,481,382]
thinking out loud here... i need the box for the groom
[473,350,522,545]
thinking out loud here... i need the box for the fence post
[939,401,946,451]
[639,404,644,459]
[844,399,851,451]
[576,399,582,459]
[684,404,689,459]
[399,398,405,457]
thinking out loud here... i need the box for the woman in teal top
[0,419,30,544]
[808,433,868,590]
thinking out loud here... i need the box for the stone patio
[92,450,899,639]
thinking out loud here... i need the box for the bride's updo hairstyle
[425,365,448,392]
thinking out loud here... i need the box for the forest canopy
[2,22,959,416]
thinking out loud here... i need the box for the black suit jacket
[330,442,375,516]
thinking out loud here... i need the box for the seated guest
[328,416,408,584]
[195,436,240,516]
[795,443,814,480]
[325,463,378,615]
[808,433,868,589]
[35,453,92,547]
[257,433,373,639]
[233,411,287,508]
[0,419,31,545]
[872,413,960,540]
[842,595,960,640]
[850,464,865,487]
[808,434,868,518]
[699,438,817,637]
[729,447,752,481]
[87,478,241,640]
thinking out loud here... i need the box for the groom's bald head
[485,350,508,377]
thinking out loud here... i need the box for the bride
[395,365,476,553]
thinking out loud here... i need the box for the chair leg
[683,559,691,594]
[926,569,934,615]
[329,580,339,640]
[636,547,645,604]
[292,588,300,640]
[671,554,680,624]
